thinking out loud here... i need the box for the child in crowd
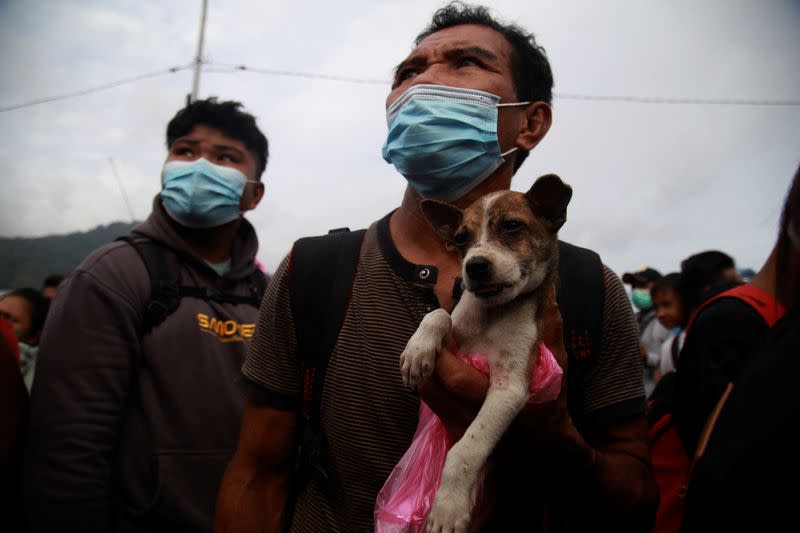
[0,288,48,391]
[650,273,687,381]
[622,266,668,396]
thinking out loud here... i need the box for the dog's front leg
[400,308,452,388]
[426,364,530,533]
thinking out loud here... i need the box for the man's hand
[417,345,486,442]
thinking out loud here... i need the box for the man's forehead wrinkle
[417,38,500,56]
[444,45,499,62]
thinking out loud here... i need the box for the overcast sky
[1,0,798,278]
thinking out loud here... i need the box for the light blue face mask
[381,84,530,202]
[161,158,256,228]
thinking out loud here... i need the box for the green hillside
[0,222,138,289]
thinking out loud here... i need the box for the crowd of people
[1,2,797,532]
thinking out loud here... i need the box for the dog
[399,174,572,533]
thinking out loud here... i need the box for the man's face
[0,295,33,342]
[653,287,685,330]
[387,24,523,152]
[165,124,263,212]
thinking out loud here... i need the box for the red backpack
[648,284,785,532]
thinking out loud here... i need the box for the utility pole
[189,0,209,103]
[108,157,136,222]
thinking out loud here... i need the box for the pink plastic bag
[374,343,563,533]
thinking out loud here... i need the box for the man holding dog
[215,3,657,532]
[25,98,270,532]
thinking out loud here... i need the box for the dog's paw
[425,487,471,533]
[400,330,439,389]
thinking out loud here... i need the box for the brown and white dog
[400,174,572,533]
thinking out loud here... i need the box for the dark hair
[680,250,736,312]
[166,97,269,179]
[776,165,800,306]
[415,1,553,172]
[42,274,64,289]
[651,272,688,327]
[651,272,682,298]
[2,288,49,339]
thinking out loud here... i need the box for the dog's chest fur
[450,291,540,368]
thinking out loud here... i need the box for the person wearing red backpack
[648,170,797,532]
[674,253,786,457]
[680,165,799,530]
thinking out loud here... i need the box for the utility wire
[555,92,800,106]
[2,61,799,111]
[205,63,389,85]
[209,62,800,106]
[0,64,193,113]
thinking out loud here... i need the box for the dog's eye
[501,220,525,234]
[452,231,470,248]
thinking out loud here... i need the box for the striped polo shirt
[242,211,644,532]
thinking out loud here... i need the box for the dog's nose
[465,256,492,281]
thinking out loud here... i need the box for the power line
[555,92,800,106]
[206,63,388,85]
[207,63,800,106]
[2,61,799,111]
[0,64,192,113]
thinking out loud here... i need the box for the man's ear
[515,101,552,152]
[525,174,572,231]
[421,199,463,243]
[243,181,265,211]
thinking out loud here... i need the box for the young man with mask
[24,98,269,533]
[215,3,657,532]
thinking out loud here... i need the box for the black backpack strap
[556,240,604,433]
[287,227,366,497]
[117,236,183,334]
[118,236,266,334]
[250,268,268,304]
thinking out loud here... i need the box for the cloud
[0,0,798,278]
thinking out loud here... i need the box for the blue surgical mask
[161,158,256,228]
[381,84,529,202]
[631,289,653,311]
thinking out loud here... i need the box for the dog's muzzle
[465,256,513,298]
[465,256,492,282]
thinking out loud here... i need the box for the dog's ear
[421,199,463,244]
[525,174,573,232]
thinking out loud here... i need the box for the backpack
[647,284,786,533]
[117,236,267,333]
[286,229,604,509]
